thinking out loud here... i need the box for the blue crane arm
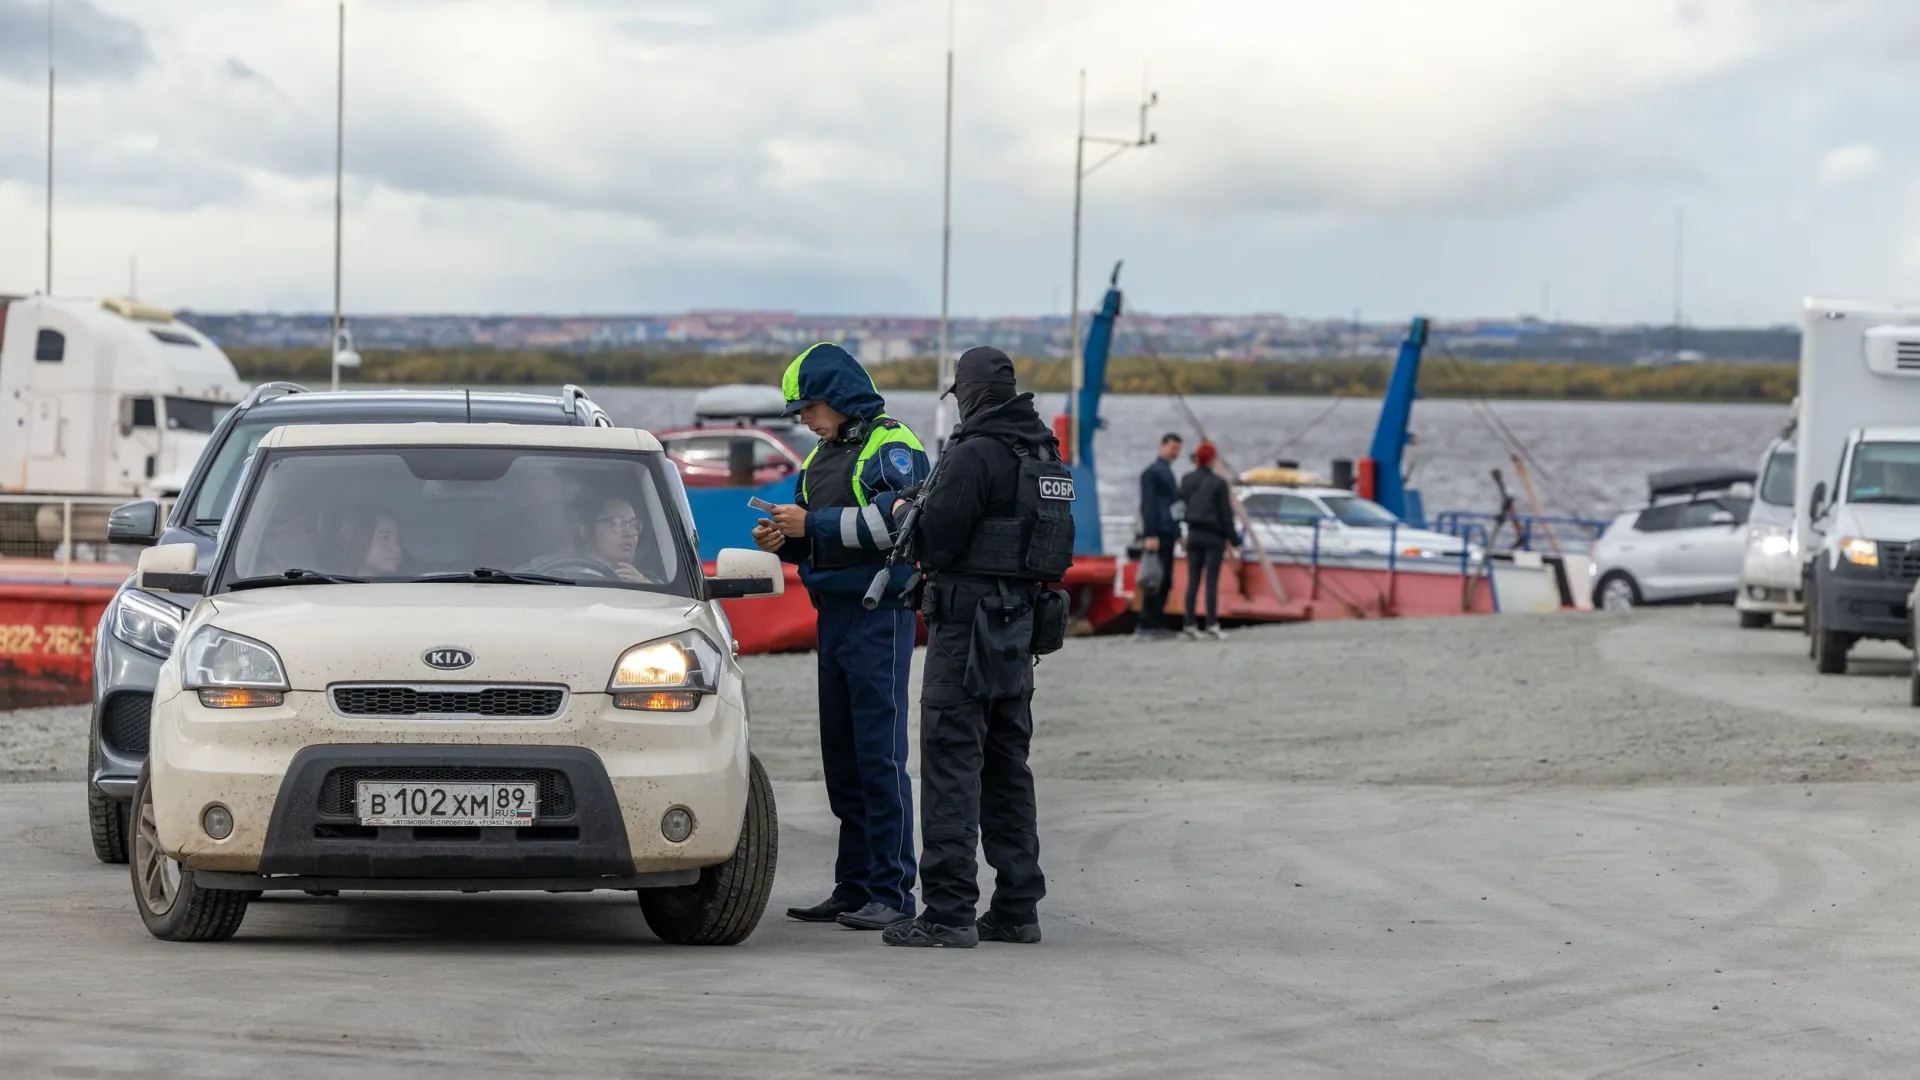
[1063,262,1124,556]
[1363,316,1430,521]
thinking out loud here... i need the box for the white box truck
[1796,298,1920,673]
[0,295,248,498]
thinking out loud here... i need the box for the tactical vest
[949,436,1077,582]
[799,415,924,572]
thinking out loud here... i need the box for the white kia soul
[127,423,783,944]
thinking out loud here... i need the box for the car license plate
[355,781,538,826]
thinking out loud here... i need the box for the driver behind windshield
[532,490,655,583]
[321,503,406,578]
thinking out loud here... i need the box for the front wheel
[639,755,778,946]
[1596,573,1640,613]
[1813,625,1851,675]
[130,766,250,942]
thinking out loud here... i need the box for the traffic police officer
[883,346,1074,948]
[753,342,929,931]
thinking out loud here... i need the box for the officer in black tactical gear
[882,346,1075,949]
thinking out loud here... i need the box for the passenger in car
[323,504,407,578]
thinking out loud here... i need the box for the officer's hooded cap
[780,342,886,419]
[940,346,1017,398]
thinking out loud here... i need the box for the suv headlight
[1839,537,1879,568]
[180,626,288,708]
[1747,523,1791,557]
[112,590,186,659]
[609,631,721,712]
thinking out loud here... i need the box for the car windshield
[1319,495,1400,526]
[219,445,694,595]
[163,397,233,434]
[1759,447,1795,506]
[1846,441,1920,506]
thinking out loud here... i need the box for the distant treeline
[226,348,1798,403]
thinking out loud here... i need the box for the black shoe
[881,916,979,948]
[786,896,864,923]
[976,912,1041,944]
[836,902,912,930]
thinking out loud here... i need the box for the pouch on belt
[965,594,1035,699]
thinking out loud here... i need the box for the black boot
[881,916,979,948]
[976,912,1041,944]
[785,895,863,923]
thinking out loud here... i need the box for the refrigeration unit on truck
[0,295,248,499]
[1795,298,1920,674]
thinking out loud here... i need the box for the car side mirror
[107,500,162,547]
[117,396,135,437]
[706,547,783,600]
[1810,481,1828,519]
[136,542,206,595]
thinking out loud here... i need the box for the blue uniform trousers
[814,599,917,914]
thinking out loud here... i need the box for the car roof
[259,423,662,452]
[1856,426,1920,442]
[1236,484,1352,499]
[240,390,584,425]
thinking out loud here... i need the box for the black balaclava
[946,346,1018,421]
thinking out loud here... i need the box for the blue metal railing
[1428,512,1608,555]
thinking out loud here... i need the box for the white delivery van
[1796,298,1920,673]
[0,295,248,498]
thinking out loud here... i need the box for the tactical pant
[815,599,917,914]
[918,577,1046,927]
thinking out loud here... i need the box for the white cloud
[2,0,1920,317]
[1819,143,1883,185]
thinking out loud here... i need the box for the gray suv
[88,383,612,862]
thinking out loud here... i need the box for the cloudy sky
[1,0,1918,323]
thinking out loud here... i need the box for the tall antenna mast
[45,0,55,295]
[331,1,346,391]
[1672,206,1683,361]
[933,0,956,450]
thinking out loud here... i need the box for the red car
[656,385,820,488]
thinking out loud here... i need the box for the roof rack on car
[560,384,611,427]
[239,381,309,408]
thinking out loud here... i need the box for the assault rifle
[861,441,958,610]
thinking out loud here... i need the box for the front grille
[101,693,152,754]
[330,685,565,719]
[1887,549,1920,582]
[318,766,575,818]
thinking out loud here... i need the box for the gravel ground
[11,606,1920,787]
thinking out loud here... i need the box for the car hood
[197,584,715,692]
[1833,502,1920,542]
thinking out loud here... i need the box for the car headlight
[609,630,721,712]
[1747,523,1792,557]
[112,590,186,659]
[1839,537,1879,568]
[180,626,288,708]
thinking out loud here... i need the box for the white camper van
[0,296,248,498]
[1796,298,1920,673]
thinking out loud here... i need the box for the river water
[587,387,1788,544]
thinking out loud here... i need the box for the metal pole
[1672,206,1683,362]
[933,0,955,450]
[45,0,54,295]
[331,1,345,392]
[1069,69,1086,463]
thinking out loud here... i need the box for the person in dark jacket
[1177,441,1238,640]
[883,346,1060,949]
[751,342,929,931]
[1137,433,1183,636]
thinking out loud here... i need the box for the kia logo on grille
[422,648,474,670]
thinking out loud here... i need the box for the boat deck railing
[1427,512,1608,555]
[0,494,169,579]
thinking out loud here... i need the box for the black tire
[88,743,130,864]
[1738,609,1772,630]
[130,766,250,942]
[639,755,777,946]
[1595,573,1641,613]
[1813,626,1850,675]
